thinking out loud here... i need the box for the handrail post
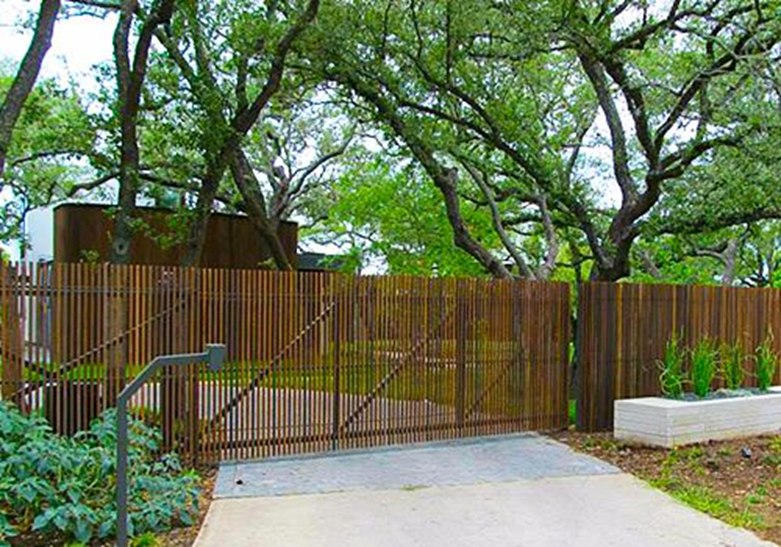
[116,344,226,547]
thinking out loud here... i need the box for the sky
[0,1,116,84]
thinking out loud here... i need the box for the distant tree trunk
[0,0,60,178]
[179,161,223,267]
[721,238,739,286]
[229,148,293,270]
[180,146,295,270]
[690,237,741,286]
[640,250,662,280]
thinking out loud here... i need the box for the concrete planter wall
[614,387,781,448]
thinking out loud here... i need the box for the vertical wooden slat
[0,263,578,460]
[576,282,781,431]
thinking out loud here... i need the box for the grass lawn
[13,357,530,419]
[554,430,781,545]
[254,364,528,417]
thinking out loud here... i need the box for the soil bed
[554,430,781,545]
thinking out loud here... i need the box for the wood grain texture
[0,262,570,463]
[577,282,781,432]
[53,203,298,269]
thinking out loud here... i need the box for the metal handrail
[116,344,226,547]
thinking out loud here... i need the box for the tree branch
[0,0,61,177]
[460,158,533,278]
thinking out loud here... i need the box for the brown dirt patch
[553,430,781,545]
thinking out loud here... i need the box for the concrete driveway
[195,434,773,547]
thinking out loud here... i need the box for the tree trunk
[110,0,176,264]
[591,260,632,282]
[180,161,224,267]
[162,0,320,267]
[338,72,511,279]
[0,0,60,178]
[229,148,293,270]
[589,225,635,281]
[640,250,662,279]
[721,238,739,286]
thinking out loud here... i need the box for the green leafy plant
[131,532,160,547]
[720,342,745,390]
[690,338,718,397]
[651,483,764,530]
[755,332,778,391]
[0,402,200,546]
[658,334,687,398]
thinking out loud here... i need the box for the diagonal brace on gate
[11,285,192,399]
[337,297,458,435]
[205,276,351,432]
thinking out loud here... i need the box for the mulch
[553,430,781,545]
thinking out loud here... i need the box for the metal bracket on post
[116,344,226,547]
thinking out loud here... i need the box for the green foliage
[0,75,96,246]
[568,399,577,427]
[755,332,778,391]
[770,436,781,454]
[0,402,200,546]
[304,158,494,276]
[649,482,765,530]
[630,232,742,286]
[306,0,781,281]
[4,0,780,281]
[131,532,160,547]
[690,339,718,397]
[720,342,746,390]
[763,436,781,467]
[79,249,101,264]
[658,334,687,398]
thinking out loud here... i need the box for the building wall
[23,208,55,262]
[53,204,298,268]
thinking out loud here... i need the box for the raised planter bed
[614,387,781,448]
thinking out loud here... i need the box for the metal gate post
[116,344,226,547]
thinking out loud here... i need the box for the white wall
[23,207,55,262]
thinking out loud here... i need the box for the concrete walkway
[196,434,773,547]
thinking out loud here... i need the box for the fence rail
[577,282,781,431]
[0,262,570,463]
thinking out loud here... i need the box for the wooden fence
[577,282,781,431]
[0,262,570,463]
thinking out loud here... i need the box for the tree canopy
[1,0,779,284]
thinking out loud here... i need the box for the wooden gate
[0,263,570,463]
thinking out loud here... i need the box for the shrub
[755,332,778,391]
[720,342,745,390]
[690,338,718,397]
[0,402,200,546]
[659,334,686,398]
